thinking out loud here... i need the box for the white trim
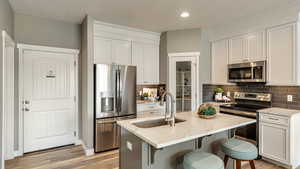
[17,44,80,156]
[17,44,80,55]
[13,151,22,158]
[94,20,161,37]
[2,31,15,163]
[82,142,95,156]
[168,52,200,110]
[168,52,200,57]
[94,20,161,45]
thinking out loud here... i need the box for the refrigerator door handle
[114,68,118,113]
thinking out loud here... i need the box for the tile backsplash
[203,83,300,110]
[136,84,166,98]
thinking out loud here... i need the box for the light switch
[287,95,293,102]
[127,141,133,151]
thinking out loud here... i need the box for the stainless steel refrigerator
[94,64,137,152]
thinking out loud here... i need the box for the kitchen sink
[132,118,186,128]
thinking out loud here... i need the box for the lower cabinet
[259,111,300,169]
[259,122,289,164]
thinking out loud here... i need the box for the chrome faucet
[160,92,176,127]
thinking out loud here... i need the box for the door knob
[24,100,30,104]
[23,108,30,111]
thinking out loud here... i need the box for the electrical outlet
[227,91,231,97]
[287,95,293,102]
[127,141,133,151]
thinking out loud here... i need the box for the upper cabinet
[93,21,161,84]
[132,42,159,84]
[94,37,112,64]
[211,39,229,84]
[111,39,132,65]
[229,31,265,64]
[229,35,246,64]
[267,23,298,85]
[94,37,131,65]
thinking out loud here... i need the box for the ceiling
[8,0,298,32]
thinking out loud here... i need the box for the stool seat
[183,151,224,169]
[221,138,258,160]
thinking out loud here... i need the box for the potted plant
[214,88,224,101]
[197,103,217,119]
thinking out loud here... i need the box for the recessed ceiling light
[180,12,190,18]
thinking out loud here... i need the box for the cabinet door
[211,39,229,84]
[112,39,132,65]
[247,31,266,62]
[259,122,289,164]
[229,36,247,64]
[132,42,144,84]
[94,37,112,64]
[267,23,296,85]
[143,44,159,84]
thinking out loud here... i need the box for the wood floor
[5,145,284,169]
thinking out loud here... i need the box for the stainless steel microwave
[228,61,266,83]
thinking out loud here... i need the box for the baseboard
[82,142,95,156]
[14,151,23,158]
[75,139,83,146]
[262,157,290,169]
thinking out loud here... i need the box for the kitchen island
[117,111,256,169]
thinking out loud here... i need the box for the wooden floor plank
[5,145,284,169]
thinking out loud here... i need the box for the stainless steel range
[220,92,272,145]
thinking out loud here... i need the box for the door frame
[168,52,200,111]
[1,30,15,168]
[17,44,80,156]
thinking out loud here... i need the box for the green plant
[143,93,149,97]
[198,103,216,116]
[214,88,224,93]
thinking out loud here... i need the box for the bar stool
[183,151,224,169]
[221,138,258,169]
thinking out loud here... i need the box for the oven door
[228,61,266,83]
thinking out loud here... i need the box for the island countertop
[117,111,256,149]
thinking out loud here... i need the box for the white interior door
[169,55,198,113]
[23,50,76,153]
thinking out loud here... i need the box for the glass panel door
[175,61,192,112]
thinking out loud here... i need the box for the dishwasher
[95,115,136,152]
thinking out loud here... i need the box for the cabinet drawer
[260,114,289,126]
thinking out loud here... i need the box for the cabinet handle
[268,117,279,121]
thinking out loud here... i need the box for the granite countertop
[117,111,256,149]
[258,107,300,117]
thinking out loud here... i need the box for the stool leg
[236,160,241,169]
[224,155,229,168]
[249,160,256,169]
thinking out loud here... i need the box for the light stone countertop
[117,111,256,149]
[258,107,300,117]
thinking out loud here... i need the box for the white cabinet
[229,35,246,64]
[94,37,112,64]
[260,122,289,164]
[132,43,144,84]
[211,39,229,84]
[267,23,298,85]
[132,42,159,84]
[112,39,132,65]
[259,110,300,169]
[143,44,159,84]
[229,31,265,64]
[94,38,132,65]
[247,31,266,62]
